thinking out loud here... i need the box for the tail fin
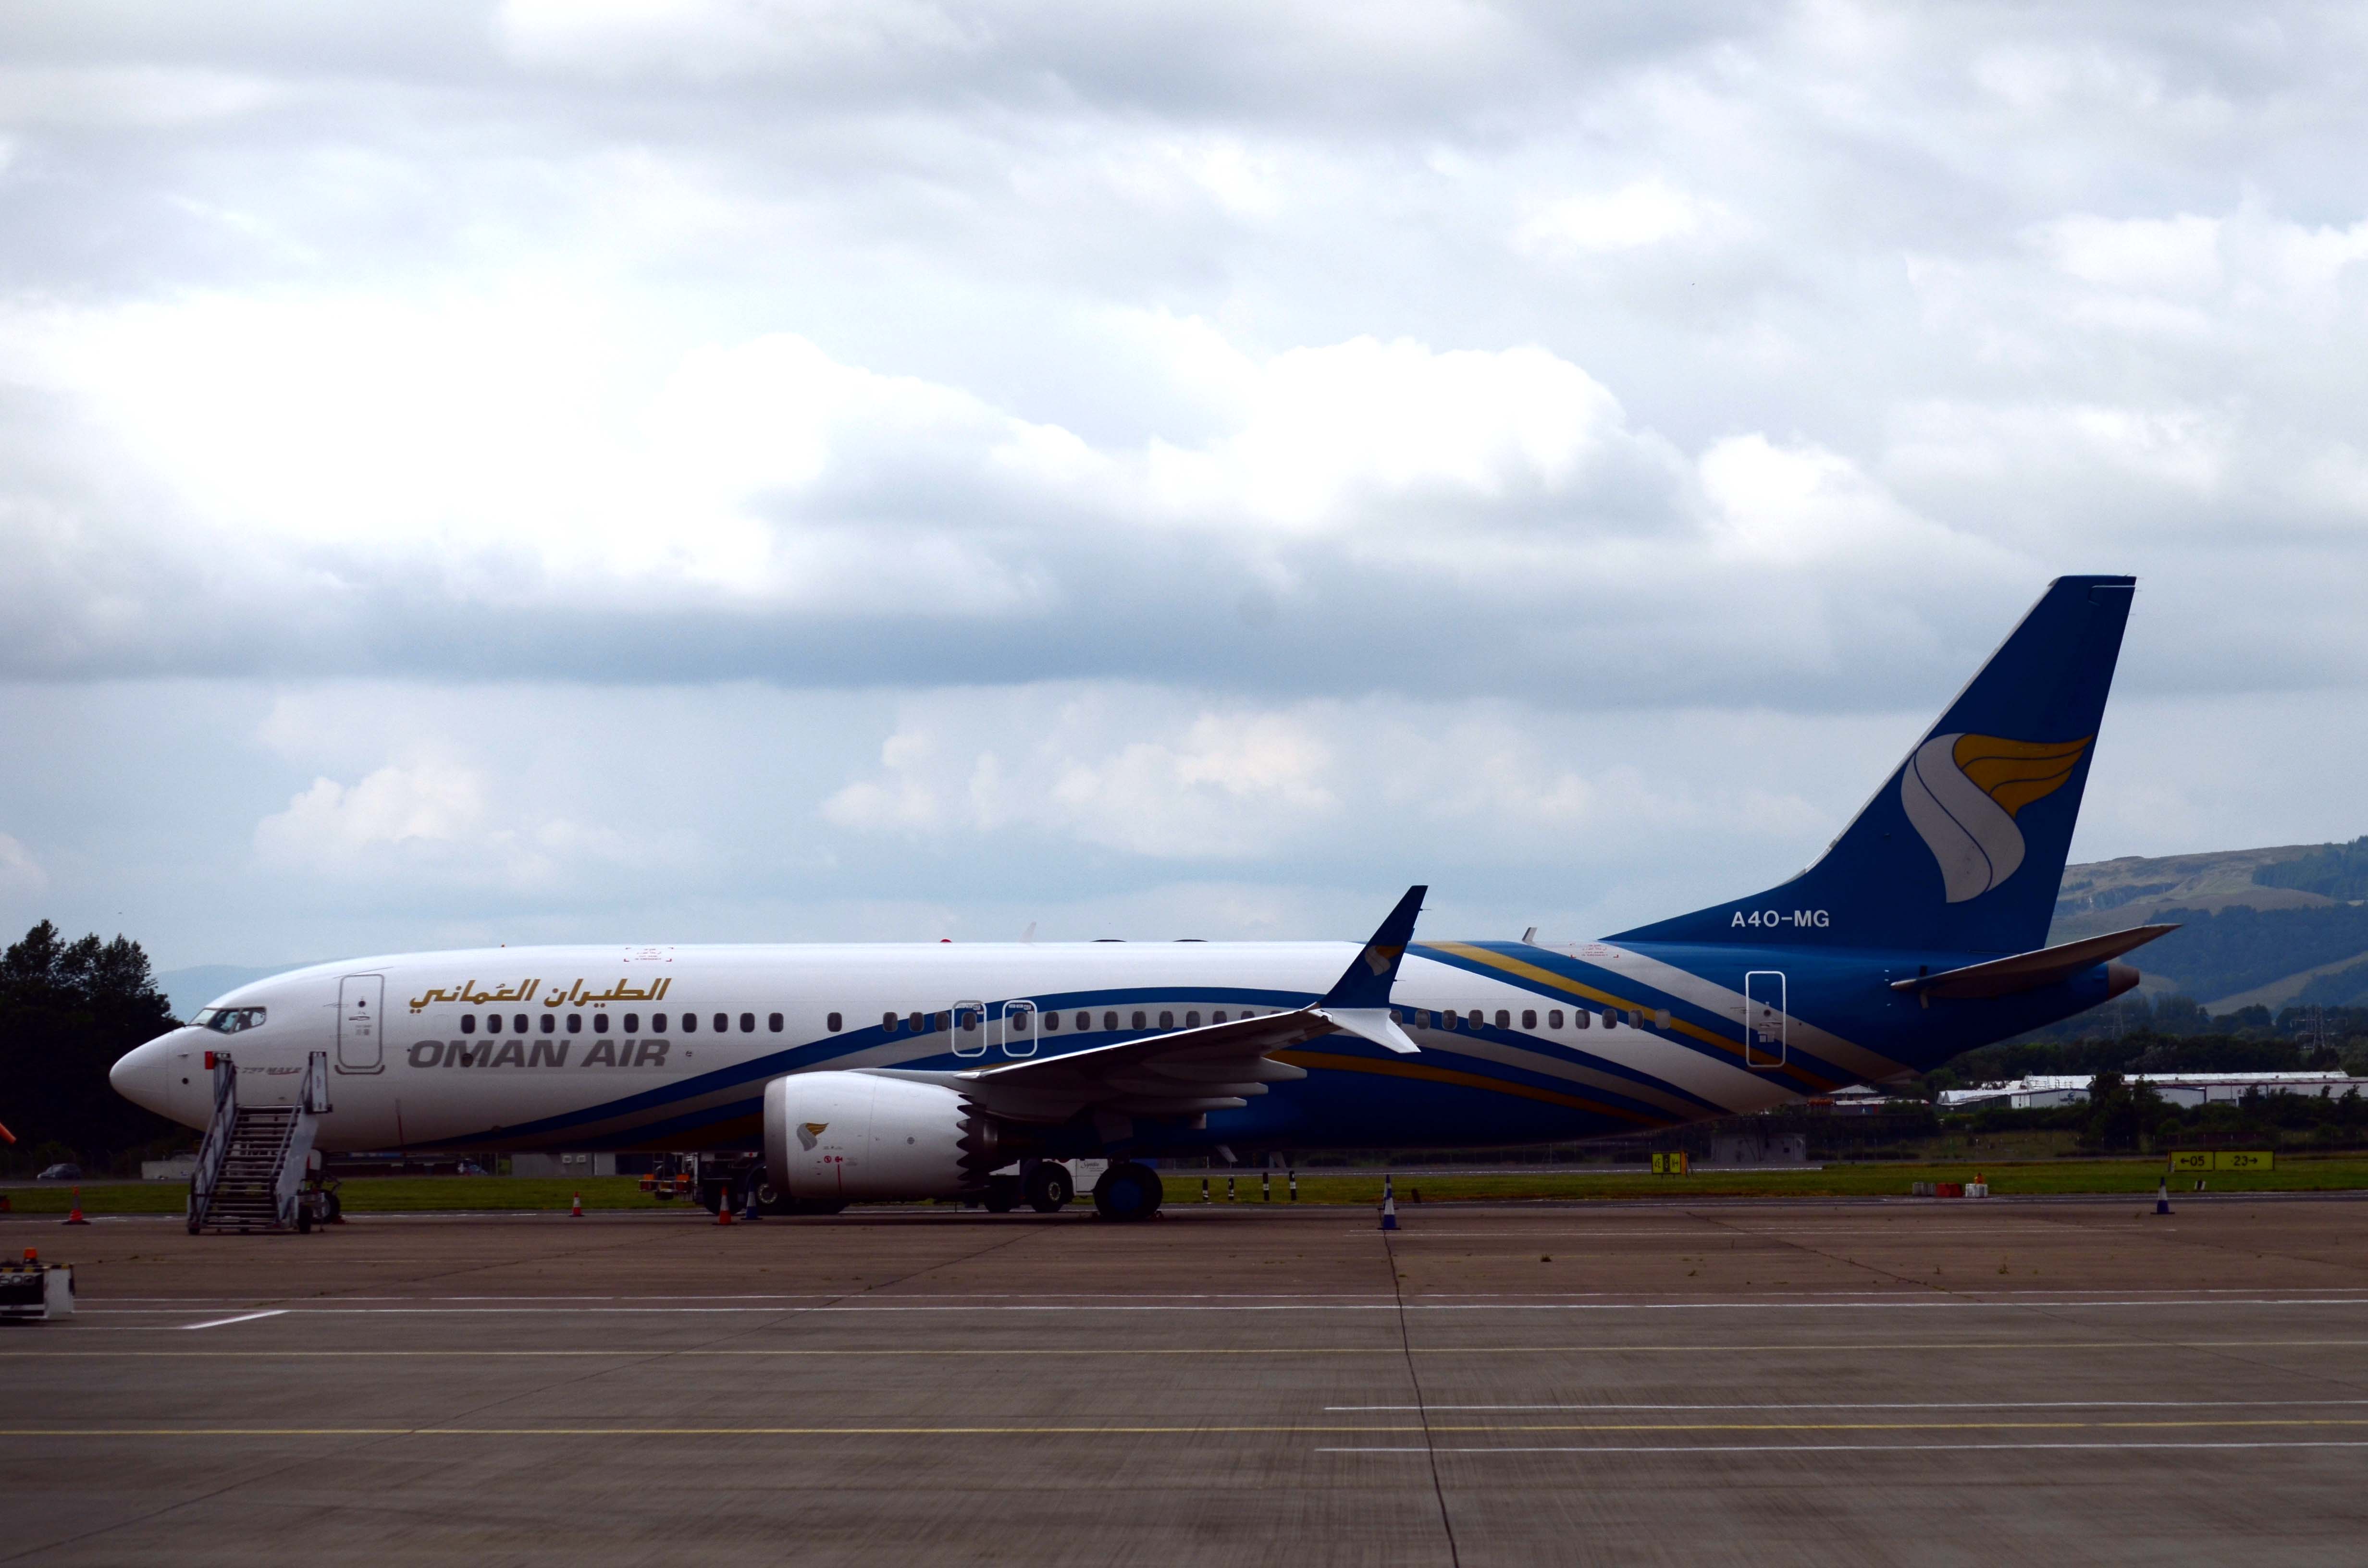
[1612,576,2135,955]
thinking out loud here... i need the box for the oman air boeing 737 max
[112,576,2166,1222]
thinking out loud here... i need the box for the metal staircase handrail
[188,1053,238,1230]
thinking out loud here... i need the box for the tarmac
[7,1195,2368,1565]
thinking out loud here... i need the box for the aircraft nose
[110,1033,179,1118]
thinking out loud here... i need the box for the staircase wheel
[1024,1164,1073,1213]
[323,1191,343,1223]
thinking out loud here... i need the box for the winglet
[1320,884,1425,1008]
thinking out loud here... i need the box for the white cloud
[0,832,46,897]
[254,765,486,863]
[4,0,2368,965]
[2030,212,2223,295]
[1514,179,1736,257]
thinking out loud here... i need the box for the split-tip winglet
[1315,884,1427,1052]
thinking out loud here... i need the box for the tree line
[0,921,184,1174]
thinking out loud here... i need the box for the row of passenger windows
[1395,1006,1633,1031]
[875,1008,1264,1035]
[451,1004,1642,1038]
[457,1011,784,1036]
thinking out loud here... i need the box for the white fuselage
[111,939,1812,1154]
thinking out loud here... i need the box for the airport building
[1939,1071,2365,1111]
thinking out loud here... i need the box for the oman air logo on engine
[797,1122,828,1152]
[1899,733,2092,903]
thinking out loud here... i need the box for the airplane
[111,575,2166,1223]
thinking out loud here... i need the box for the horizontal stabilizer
[1889,924,2177,1001]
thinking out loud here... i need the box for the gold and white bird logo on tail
[1900,733,2091,903]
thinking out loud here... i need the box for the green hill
[2050,840,2368,1010]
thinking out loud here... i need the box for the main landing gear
[1091,1162,1163,1223]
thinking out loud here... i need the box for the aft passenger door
[1743,971,1785,1069]
[338,974,386,1073]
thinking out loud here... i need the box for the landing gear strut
[1092,1161,1162,1222]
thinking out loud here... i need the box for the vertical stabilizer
[1612,576,2134,955]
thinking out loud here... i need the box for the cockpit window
[195,1007,266,1033]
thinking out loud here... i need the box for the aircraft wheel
[1092,1162,1163,1222]
[1024,1163,1073,1213]
[983,1175,1021,1214]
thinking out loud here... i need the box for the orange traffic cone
[715,1192,733,1226]
[569,1190,583,1217]
[62,1188,89,1226]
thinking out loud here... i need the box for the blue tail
[1613,576,2135,955]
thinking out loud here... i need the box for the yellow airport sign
[2168,1150,2274,1172]
[1652,1152,1689,1175]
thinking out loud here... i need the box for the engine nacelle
[763,1071,1003,1202]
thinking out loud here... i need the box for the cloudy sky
[3,1,2366,975]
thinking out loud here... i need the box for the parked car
[36,1163,83,1182]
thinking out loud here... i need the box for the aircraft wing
[861,885,1426,1130]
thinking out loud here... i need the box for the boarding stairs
[189,1050,332,1234]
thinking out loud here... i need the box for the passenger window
[1522,1009,1536,1030]
[1159,1011,1174,1029]
[1603,1010,1617,1029]
[682,1013,698,1033]
[460,1014,476,1035]
[592,1013,610,1034]
[740,1013,755,1033]
[541,1014,556,1035]
[827,1012,842,1032]
[652,1013,668,1033]
[1185,1011,1200,1028]
[1493,1009,1509,1029]
[1548,1009,1562,1029]
[567,1014,582,1034]
[1467,1010,1481,1028]
[882,1013,898,1033]
[513,1014,528,1035]
[936,1012,950,1031]
[768,1013,783,1033]
[714,1013,728,1033]
[1214,1010,1227,1024]
[623,1013,639,1032]
[1044,1012,1059,1032]
[910,1012,926,1033]
[1075,1012,1089,1031]
[1131,1011,1146,1030]
[1013,1012,1028,1032]
[1573,1009,1589,1029]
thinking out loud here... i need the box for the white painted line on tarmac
[1332,1398,2368,1412]
[1323,1440,2368,1454]
[66,1295,2368,1315]
[178,1311,287,1331]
